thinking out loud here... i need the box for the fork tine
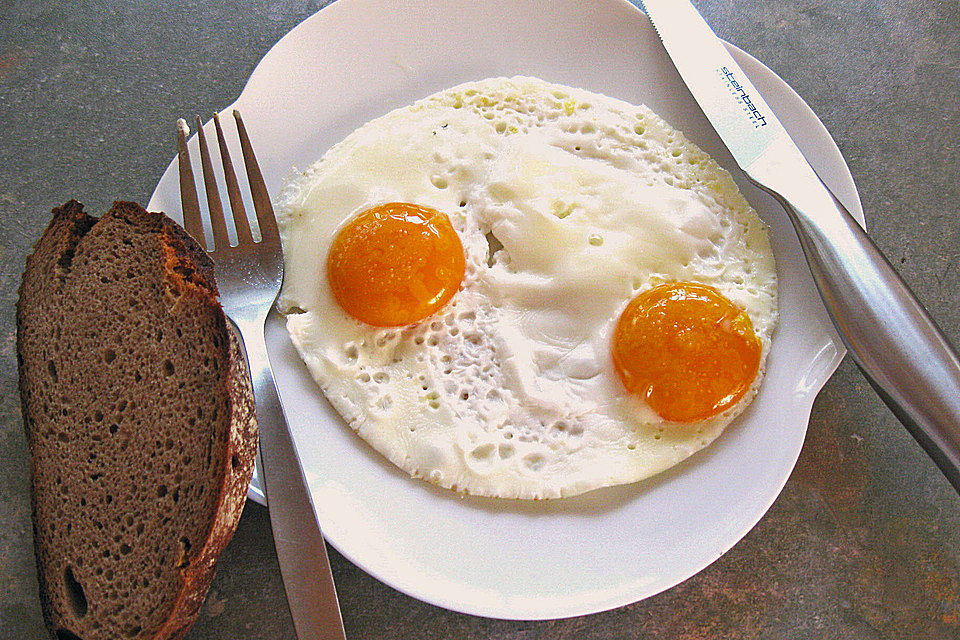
[177,119,205,249]
[233,109,279,243]
[213,112,254,246]
[195,115,231,251]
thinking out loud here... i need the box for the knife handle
[756,179,960,492]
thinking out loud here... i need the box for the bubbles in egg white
[277,76,778,499]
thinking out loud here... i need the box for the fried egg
[276,76,778,499]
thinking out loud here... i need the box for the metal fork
[177,111,347,640]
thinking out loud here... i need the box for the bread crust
[153,329,258,640]
[17,201,258,640]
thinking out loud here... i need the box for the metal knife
[642,0,960,493]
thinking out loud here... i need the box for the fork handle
[232,315,347,640]
[755,178,960,493]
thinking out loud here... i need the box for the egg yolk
[612,282,761,423]
[327,202,465,327]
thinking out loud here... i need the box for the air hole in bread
[177,536,192,568]
[162,360,174,377]
[47,360,58,382]
[103,349,116,363]
[63,566,88,619]
[231,454,240,469]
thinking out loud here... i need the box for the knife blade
[642,0,960,493]
[645,0,786,165]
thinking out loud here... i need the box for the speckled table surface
[2,0,959,638]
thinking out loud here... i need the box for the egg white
[277,77,778,499]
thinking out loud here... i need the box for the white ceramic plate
[149,0,863,620]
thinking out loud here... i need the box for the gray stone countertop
[2,1,959,638]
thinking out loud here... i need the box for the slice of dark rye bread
[16,200,258,640]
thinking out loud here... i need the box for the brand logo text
[720,67,768,128]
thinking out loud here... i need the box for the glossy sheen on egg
[276,77,778,499]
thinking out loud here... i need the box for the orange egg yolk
[611,282,761,423]
[327,202,465,327]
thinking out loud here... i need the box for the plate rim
[148,0,864,620]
